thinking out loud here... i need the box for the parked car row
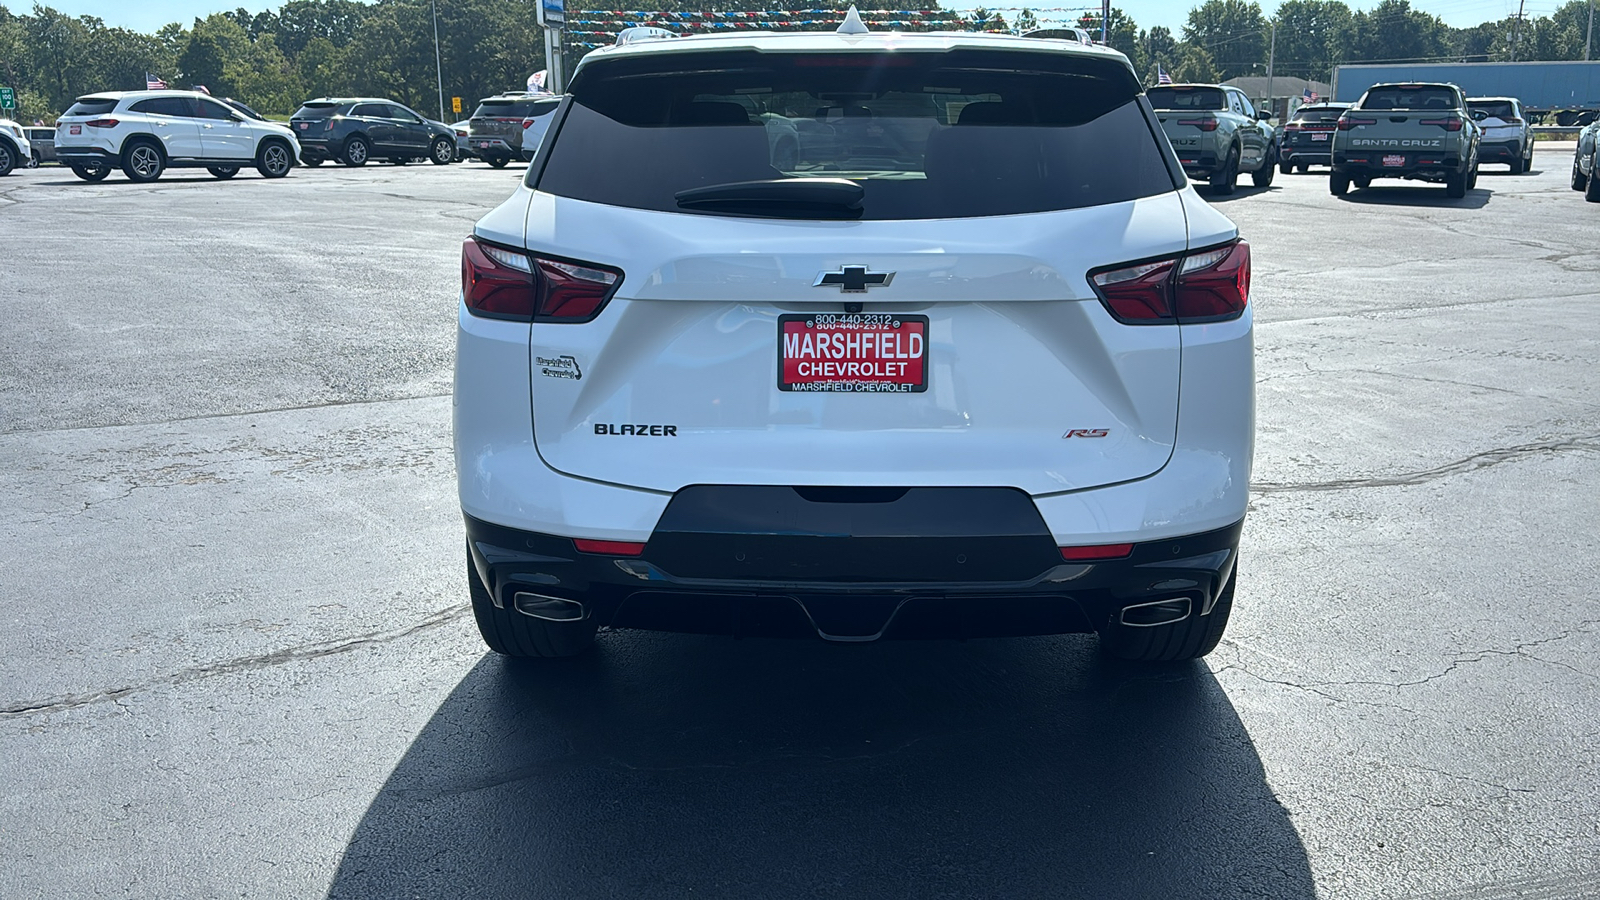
[1573,118,1600,201]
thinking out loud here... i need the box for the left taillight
[84,118,119,128]
[461,236,622,323]
[1089,240,1250,325]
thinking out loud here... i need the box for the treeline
[0,0,1596,121]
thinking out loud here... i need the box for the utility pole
[1265,20,1276,119]
[1511,0,1526,62]
[1586,0,1593,61]
[432,0,445,120]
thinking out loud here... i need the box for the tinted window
[1147,87,1224,110]
[1468,100,1516,119]
[527,99,562,120]
[474,99,543,118]
[195,98,236,120]
[64,98,118,117]
[223,98,265,120]
[294,102,341,119]
[1290,106,1345,124]
[130,97,195,117]
[385,104,421,121]
[27,128,53,140]
[349,103,388,118]
[537,50,1173,220]
[1361,87,1458,110]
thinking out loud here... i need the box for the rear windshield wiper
[674,178,864,219]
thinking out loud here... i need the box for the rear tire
[71,161,111,182]
[207,166,238,179]
[1466,162,1479,190]
[1586,168,1600,203]
[1573,163,1587,191]
[468,554,597,658]
[302,155,324,167]
[1100,571,1236,662]
[342,135,369,167]
[0,142,13,176]
[1296,163,1308,173]
[429,137,454,165]
[121,139,164,183]
[1330,171,1350,196]
[1279,160,1292,176]
[1509,154,1525,175]
[487,155,509,169]
[1352,174,1371,189]
[1210,146,1238,195]
[1445,168,1467,199]
[1252,145,1277,187]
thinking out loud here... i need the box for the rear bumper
[1333,152,1462,179]
[1478,140,1523,161]
[56,146,115,164]
[1280,142,1332,165]
[466,511,1242,640]
[469,138,517,160]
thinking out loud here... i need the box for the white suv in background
[456,26,1254,662]
[0,119,30,176]
[54,90,300,183]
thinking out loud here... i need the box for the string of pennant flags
[558,7,1103,48]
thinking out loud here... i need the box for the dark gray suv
[290,98,457,167]
[467,93,556,167]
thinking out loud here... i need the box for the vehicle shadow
[1339,185,1492,209]
[326,632,1316,900]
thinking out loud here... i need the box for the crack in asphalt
[1216,619,1600,704]
[0,391,451,437]
[1251,434,1600,495]
[0,603,471,718]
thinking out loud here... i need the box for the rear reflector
[1061,543,1134,561]
[1089,240,1250,324]
[573,539,646,556]
[461,236,623,323]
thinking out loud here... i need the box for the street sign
[536,0,564,28]
[451,96,462,114]
[0,87,15,110]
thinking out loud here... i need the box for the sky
[36,0,1554,39]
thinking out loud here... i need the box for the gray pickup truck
[1148,83,1277,195]
[1330,82,1480,198]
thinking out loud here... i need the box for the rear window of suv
[474,99,544,119]
[64,98,118,117]
[293,102,341,119]
[1468,100,1516,119]
[1289,106,1345,125]
[1146,87,1224,111]
[1361,86,1458,110]
[535,49,1175,220]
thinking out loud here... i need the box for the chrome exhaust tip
[1119,597,1192,628]
[513,591,588,623]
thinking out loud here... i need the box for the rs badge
[1063,429,1109,438]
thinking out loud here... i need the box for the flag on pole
[1157,64,1172,85]
[146,73,167,90]
[1302,87,1315,102]
[193,85,211,95]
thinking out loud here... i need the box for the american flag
[1303,87,1318,102]
[146,73,167,90]
[1157,64,1172,85]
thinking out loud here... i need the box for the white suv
[455,26,1254,662]
[54,90,300,183]
[0,119,30,176]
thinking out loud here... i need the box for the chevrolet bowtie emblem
[814,266,894,293]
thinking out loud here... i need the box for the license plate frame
[1311,133,1329,141]
[777,313,929,393]
[1382,154,1407,167]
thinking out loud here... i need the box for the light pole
[432,0,446,121]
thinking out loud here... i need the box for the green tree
[1172,42,1221,81]
[1346,0,1450,64]
[1270,0,1351,81]
[1010,8,1038,35]
[1183,0,1267,79]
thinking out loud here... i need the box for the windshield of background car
[473,99,543,118]
[535,49,1173,220]
[1360,87,1458,110]
[1145,87,1224,110]
[1468,100,1516,119]
[223,99,266,120]
[64,98,118,117]
[1290,106,1344,125]
[293,102,340,119]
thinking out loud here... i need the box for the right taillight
[461,237,622,323]
[1089,241,1250,325]
[84,118,119,128]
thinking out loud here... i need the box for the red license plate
[779,314,928,393]
[70,125,81,135]
[1382,154,1406,167]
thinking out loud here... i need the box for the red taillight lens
[1091,257,1176,321]
[1338,117,1376,130]
[1506,117,1523,125]
[1283,122,1302,131]
[1421,117,1463,131]
[521,118,535,130]
[84,118,119,128]
[573,539,646,556]
[1060,543,1134,561]
[1090,241,1249,325]
[1177,118,1219,131]
[461,237,622,323]
[1174,240,1250,320]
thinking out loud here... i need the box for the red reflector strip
[573,539,646,556]
[1060,543,1134,561]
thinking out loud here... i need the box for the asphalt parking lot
[2,149,1598,899]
